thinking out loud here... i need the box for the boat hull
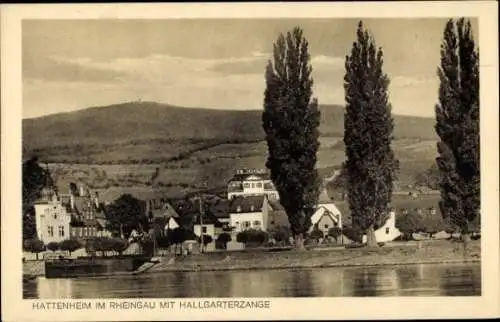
[44,256,152,278]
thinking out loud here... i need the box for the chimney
[94,192,99,208]
[70,194,75,210]
[79,185,85,197]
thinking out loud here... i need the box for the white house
[362,211,401,243]
[309,204,343,236]
[229,195,270,233]
[227,169,279,200]
[34,187,72,244]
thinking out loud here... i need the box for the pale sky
[22,18,478,119]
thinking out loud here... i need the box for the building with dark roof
[228,195,270,232]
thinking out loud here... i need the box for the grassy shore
[23,240,480,277]
[147,240,480,273]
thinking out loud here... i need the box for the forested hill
[23,101,436,153]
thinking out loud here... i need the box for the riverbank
[147,240,481,273]
[23,240,480,277]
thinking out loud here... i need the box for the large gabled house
[228,195,270,233]
[33,183,111,244]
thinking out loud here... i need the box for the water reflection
[24,263,481,299]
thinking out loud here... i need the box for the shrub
[59,239,83,256]
[110,238,129,255]
[342,226,363,244]
[237,229,268,247]
[328,227,342,241]
[46,242,60,252]
[268,226,291,244]
[308,229,324,242]
[216,233,231,249]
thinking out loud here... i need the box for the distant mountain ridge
[23,101,437,153]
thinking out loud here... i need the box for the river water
[24,263,480,299]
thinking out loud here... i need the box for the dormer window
[250,205,255,212]
[236,206,242,212]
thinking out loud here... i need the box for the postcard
[1,2,499,321]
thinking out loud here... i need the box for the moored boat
[44,254,152,278]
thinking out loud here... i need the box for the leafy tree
[156,235,171,249]
[59,239,83,256]
[435,18,480,245]
[23,239,45,260]
[105,194,148,237]
[22,157,54,240]
[197,234,213,252]
[343,21,399,247]
[216,233,231,249]
[421,211,446,238]
[168,227,195,255]
[46,242,60,252]
[262,26,321,250]
[396,210,425,240]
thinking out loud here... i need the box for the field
[24,101,439,201]
[45,136,437,202]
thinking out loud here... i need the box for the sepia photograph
[2,2,499,321]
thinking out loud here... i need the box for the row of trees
[396,211,480,240]
[23,238,84,259]
[262,18,479,248]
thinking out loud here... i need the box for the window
[53,214,57,219]
[253,220,261,229]
[244,221,251,229]
[48,226,54,237]
[385,227,390,235]
[256,183,262,188]
[202,226,207,233]
[243,183,250,188]
[324,224,329,229]
[59,226,65,237]
[72,229,76,237]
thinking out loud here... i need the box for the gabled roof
[229,195,266,213]
[148,199,180,219]
[311,203,342,225]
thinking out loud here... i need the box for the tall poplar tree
[435,18,479,243]
[262,26,321,250]
[343,21,398,247]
